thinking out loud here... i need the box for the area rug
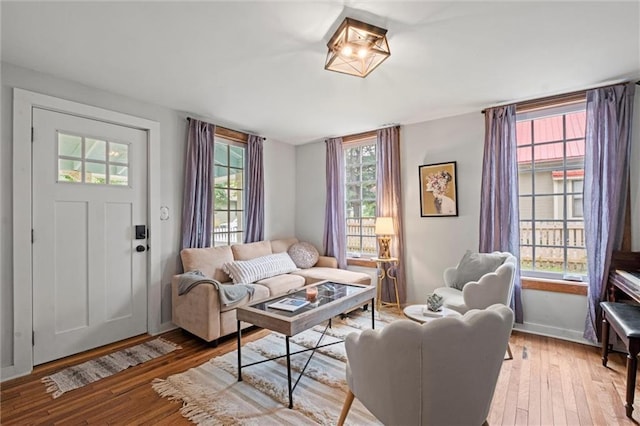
[152,311,399,425]
[43,337,181,398]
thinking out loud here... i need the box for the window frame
[516,102,587,281]
[212,136,245,246]
[344,137,377,259]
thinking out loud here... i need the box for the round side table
[403,305,462,323]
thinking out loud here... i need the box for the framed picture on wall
[419,162,458,217]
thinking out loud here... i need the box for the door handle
[136,245,146,252]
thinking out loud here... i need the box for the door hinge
[31,229,34,244]
[32,331,35,346]
[31,127,34,142]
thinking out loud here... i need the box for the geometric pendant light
[325,17,391,78]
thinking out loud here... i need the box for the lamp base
[377,236,391,259]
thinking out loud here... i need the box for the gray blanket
[177,270,255,306]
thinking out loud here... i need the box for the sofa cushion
[231,240,272,261]
[256,274,305,295]
[288,242,320,269]
[291,267,371,286]
[224,252,298,284]
[451,251,507,290]
[271,237,299,253]
[181,246,233,283]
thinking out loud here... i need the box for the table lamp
[375,216,394,259]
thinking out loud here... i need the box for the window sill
[347,258,376,268]
[521,277,588,296]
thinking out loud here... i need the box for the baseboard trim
[153,322,178,335]
[514,322,596,347]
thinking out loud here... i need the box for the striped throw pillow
[223,252,298,284]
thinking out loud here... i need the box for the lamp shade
[325,17,390,78]
[375,217,394,235]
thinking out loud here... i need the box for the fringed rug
[43,337,181,398]
[152,311,400,425]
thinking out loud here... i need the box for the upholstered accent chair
[433,251,517,359]
[338,304,514,426]
[434,251,517,314]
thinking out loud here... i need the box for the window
[517,103,587,279]
[213,138,245,246]
[57,132,129,185]
[344,139,377,257]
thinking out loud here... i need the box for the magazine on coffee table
[268,298,310,312]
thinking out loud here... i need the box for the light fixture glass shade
[325,17,390,78]
[375,217,394,235]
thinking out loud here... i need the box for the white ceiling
[2,1,639,145]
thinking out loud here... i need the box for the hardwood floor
[1,328,639,425]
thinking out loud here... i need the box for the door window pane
[109,166,128,186]
[85,162,106,184]
[58,133,82,158]
[58,159,82,182]
[109,142,128,163]
[85,138,106,161]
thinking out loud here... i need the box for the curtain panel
[479,105,523,323]
[583,82,635,342]
[323,137,347,269]
[244,134,265,243]
[376,126,406,304]
[181,118,215,249]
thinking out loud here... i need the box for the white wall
[0,62,296,373]
[264,138,297,240]
[294,100,640,345]
[401,114,485,304]
[294,141,326,250]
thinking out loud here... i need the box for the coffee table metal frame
[236,281,375,409]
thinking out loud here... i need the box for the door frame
[10,88,161,379]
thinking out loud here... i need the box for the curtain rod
[481,80,640,114]
[336,123,400,142]
[186,117,265,141]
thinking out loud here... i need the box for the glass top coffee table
[236,281,375,408]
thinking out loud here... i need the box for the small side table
[403,305,462,323]
[372,257,400,312]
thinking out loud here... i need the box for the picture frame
[419,161,458,217]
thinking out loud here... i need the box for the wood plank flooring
[2,328,639,425]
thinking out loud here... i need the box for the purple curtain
[376,126,406,304]
[244,134,264,243]
[181,118,214,249]
[583,82,635,342]
[323,137,347,269]
[480,105,523,323]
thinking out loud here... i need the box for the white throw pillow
[451,250,507,290]
[287,242,319,269]
[223,252,298,284]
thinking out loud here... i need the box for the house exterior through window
[213,137,245,246]
[516,102,587,280]
[344,138,377,257]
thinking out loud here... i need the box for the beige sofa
[172,237,371,343]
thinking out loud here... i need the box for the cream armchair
[338,304,514,426]
[434,251,517,314]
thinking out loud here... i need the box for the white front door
[32,108,148,365]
